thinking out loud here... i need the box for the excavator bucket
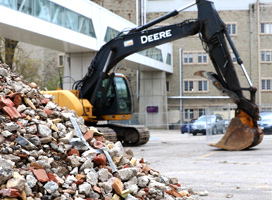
[209,111,263,151]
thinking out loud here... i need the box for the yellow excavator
[43,0,263,150]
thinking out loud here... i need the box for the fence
[108,106,236,131]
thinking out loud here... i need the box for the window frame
[260,22,272,35]
[261,78,272,91]
[260,50,272,63]
[183,108,206,121]
[183,79,209,93]
[226,22,237,36]
[183,51,209,65]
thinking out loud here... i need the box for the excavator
[43,0,263,150]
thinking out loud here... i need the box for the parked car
[180,119,196,134]
[258,112,272,134]
[191,114,226,136]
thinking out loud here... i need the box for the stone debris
[0,63,201,199]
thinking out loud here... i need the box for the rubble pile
[0,63,199,200]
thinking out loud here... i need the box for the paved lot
[130,130,272,200]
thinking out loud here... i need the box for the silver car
[258,112,272,134]
[191,114,226,136]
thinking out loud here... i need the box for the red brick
[93,154,107,166]
[93,141,104,149]
[2,106,21,120]
[16,121,24,128]
[94,135,105,142]
[93,185,102,193]
[166,188,183,198]
[84,130,93,142]
[32,169,49,182]
[48,173,60,185]
[0,96,14,107]
[74,179,84,185]
[13,95,22,108]
[41,98,50,105]
[7,92,21,99]
[18,154,28,158]
[68,149,80,157]
[0,188,21,197]
[142,164,151,174]
[43,109,52,115]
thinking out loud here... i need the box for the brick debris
[0,63,203,200]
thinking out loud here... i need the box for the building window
[261,107,272,111]
[104,27,120,42]
[138,48,163,62]
[184,109,194,120]
[184,80,194,92]
[35,0,50,21]
[184,80,208,93]
[184,108,206,120]
[261,50,272,63]
[183,52,208,65]
[261,79,272,91]
[166,53,172,65]
[198,80,208,91]
[166,81,170,92]
[261,22,272,34]
[58,54,64,66]
[226,23,237,35]
[0,0,16,9]
[198,109,205,117]
[0,0,97,38]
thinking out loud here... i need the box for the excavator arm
[194,0,263,150]
[75,0,263,150]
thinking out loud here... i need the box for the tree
[0,37,19,70]
[13,45,62,90]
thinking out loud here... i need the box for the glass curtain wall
[0,0,96,38]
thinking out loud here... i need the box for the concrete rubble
[0,63,200,200]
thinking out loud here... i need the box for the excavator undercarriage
[96,124,150,146]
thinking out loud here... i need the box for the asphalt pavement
[130,129,272,200]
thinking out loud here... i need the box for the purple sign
[146,106,158,113]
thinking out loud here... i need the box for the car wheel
[212,126,217,135]
[192,132,197,136]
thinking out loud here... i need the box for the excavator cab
[95,73,133,121]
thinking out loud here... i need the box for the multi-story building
[92,0,272,125]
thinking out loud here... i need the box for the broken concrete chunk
[117,168,138,181]
[0,168,13,185]
[0,157,15,169]
[38,124,52,137]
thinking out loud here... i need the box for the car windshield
[197,115,216,122]
[260,112,272,120]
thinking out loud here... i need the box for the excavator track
[96,124,150,146]
[95,127,118,143]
